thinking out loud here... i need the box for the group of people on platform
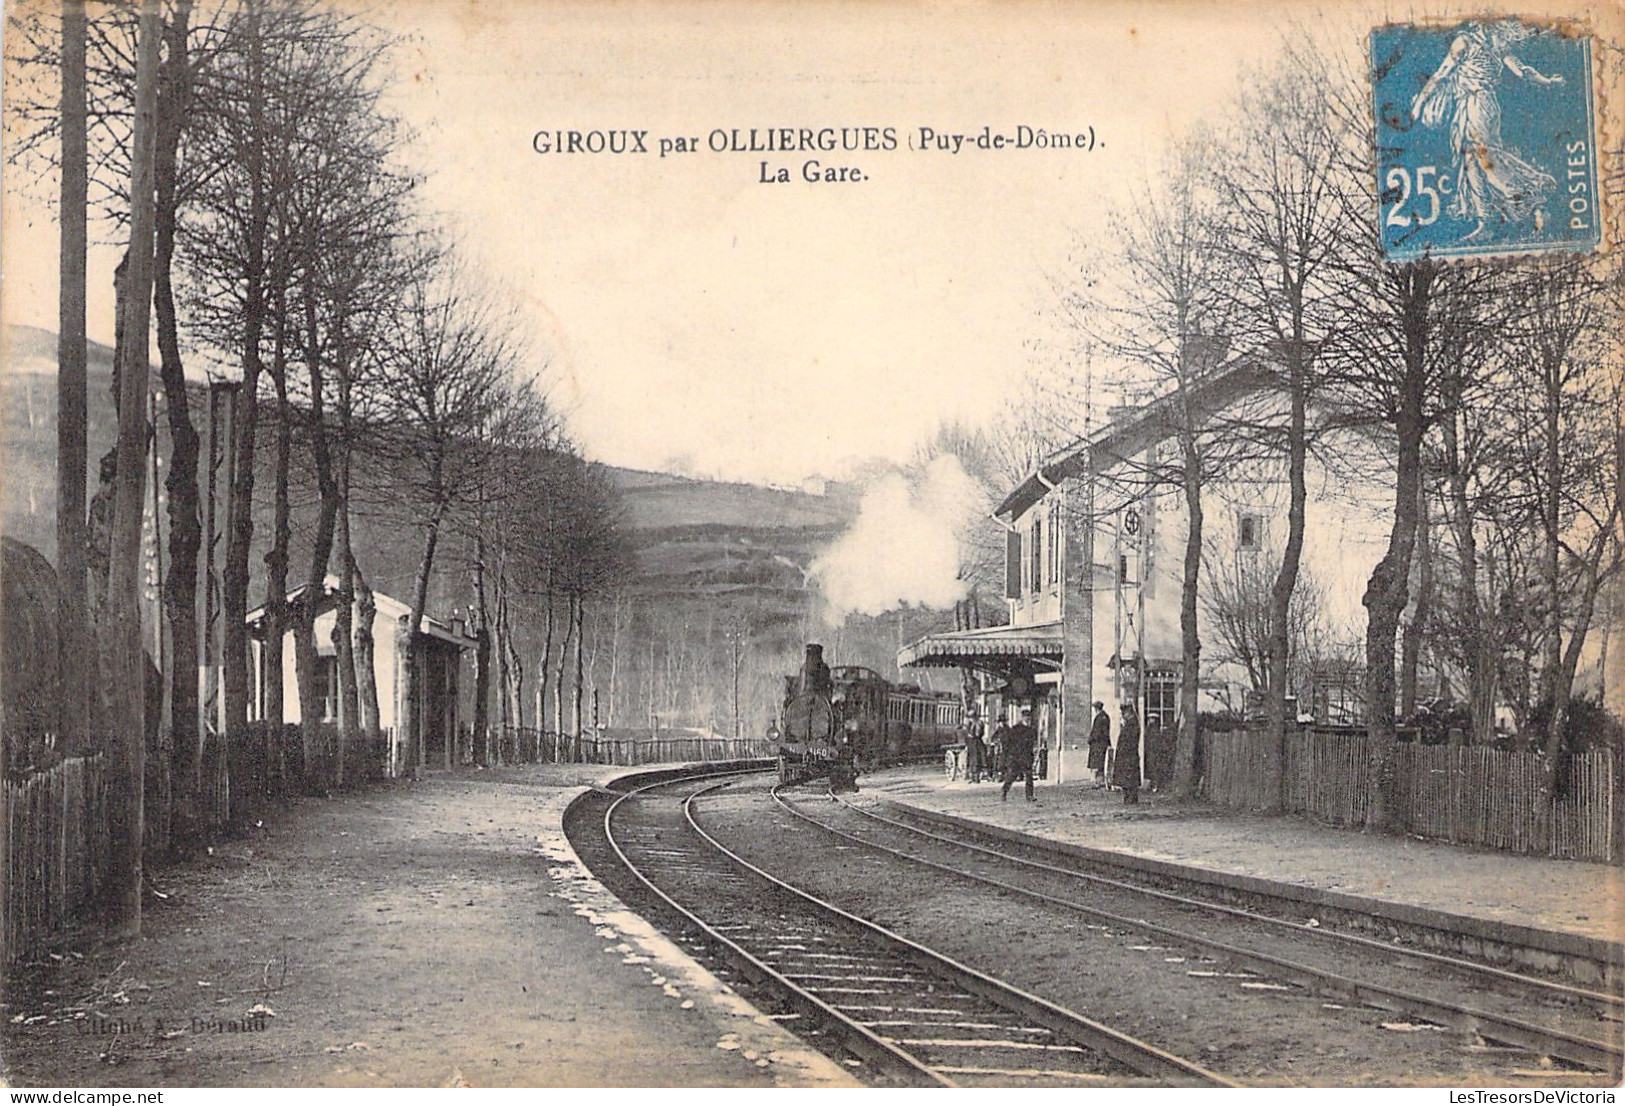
[959,698,1178,805]
[958,704,1037,799]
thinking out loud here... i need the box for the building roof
[994,356,1276,521]
[245,575,476,647]
[899,621,1063,670]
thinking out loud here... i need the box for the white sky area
[0,0,1310,486]
[0,0,1562,487]
[387,1,1273,486]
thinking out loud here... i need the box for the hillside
[0,323,864,638]
[1,324,959,731]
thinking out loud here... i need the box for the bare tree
[1213,50,1353,807]
[1504,260,1624,774]
[205,0,272,762]
[1080,139,1239,798]
[277,29,409,787]
[374,253,526,774]
[55,0,92,759]
[1201,535,1326,703]
[104,0,162,936]
[1429,330,1522,744]
[1316,62,1509,827]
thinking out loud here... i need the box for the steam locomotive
[775,644,962,788]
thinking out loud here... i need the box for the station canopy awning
[898,621,1063,674]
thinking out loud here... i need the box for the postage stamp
[1371,18,1601,262]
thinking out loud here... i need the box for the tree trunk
[56,0,91,758]
[106,0,162,937]
[402,515,442,778]
[572,594,585,751]
[510,643,526,734]
[333,469,359,787]
[472,535,491,766]
[494,578,511,735]
[330,585,355,786]
[262,339,291,791]
[222,1,269,788]
[1548,588,1587,754]
[1439,405,1493,744]
[154,0,201,853]
[1399,476,1432,718]
[1174,435,1203,800]
[354,565,380,747]
[1539,351,1565,762]
[556,592,575,750]
[1547,562,1606,774]
[607,593,622,730]
[538,574,555,749]
[1264,341,1308,810]
[475,624,493,765]
[293,281,340,788]
[1363,269,1431,829]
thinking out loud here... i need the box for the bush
[1402,700,1473,745]
[1523,696,1624,754]
[1196,710,1246,735]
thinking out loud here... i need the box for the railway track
[875,795,1624,1013]
[564,768,1235,1088]
[767,783,1624,1081]
[883,794,1623,991]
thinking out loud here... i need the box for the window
[1144,668,1178,731]
[1005,530,1022,599]
[1049,501,1063,585]
[1239,514,1262,551]
[312,655,339,722]
[1030,513,1043,595]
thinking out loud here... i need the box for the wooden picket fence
[578,734,776,765]
[1283,729,1373,828]
[1204,729,1618,862]
[496,726,774,767]
[2,755,110,964]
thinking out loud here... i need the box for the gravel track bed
[694,777,1617,1087]
[823,793,1621,1046]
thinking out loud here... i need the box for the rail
[774,787,1623,1078]
[592,770,1232,1086]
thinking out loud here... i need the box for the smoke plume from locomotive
[811,454,981,623]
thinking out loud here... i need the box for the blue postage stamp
[1371,18,1600,262]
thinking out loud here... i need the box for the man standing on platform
[1087,701,1111,788]
[963,707,986,783]
[1112,704,1143,804]
[988,711,1010,780]
[1001,705,1038,803]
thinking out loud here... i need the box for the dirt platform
[863,767,1624,944]
[1,765,854,1089]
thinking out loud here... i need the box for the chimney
[1181,332,1231,372]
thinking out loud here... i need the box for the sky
[0,0,1600,486]
[387,0,1283,485]
[0,0,1289,486]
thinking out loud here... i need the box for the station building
[246,577,478,776]
[898,352,1397,780]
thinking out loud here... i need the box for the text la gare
[760,160,866,184]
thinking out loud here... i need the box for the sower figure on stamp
[1087,700,1111,788]
[1000,705,1038,803]
[1409,19,1563,241]
[1112,703,1143,805]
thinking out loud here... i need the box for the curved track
[569,768,1235,1088]
[769,784,1623,1080]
